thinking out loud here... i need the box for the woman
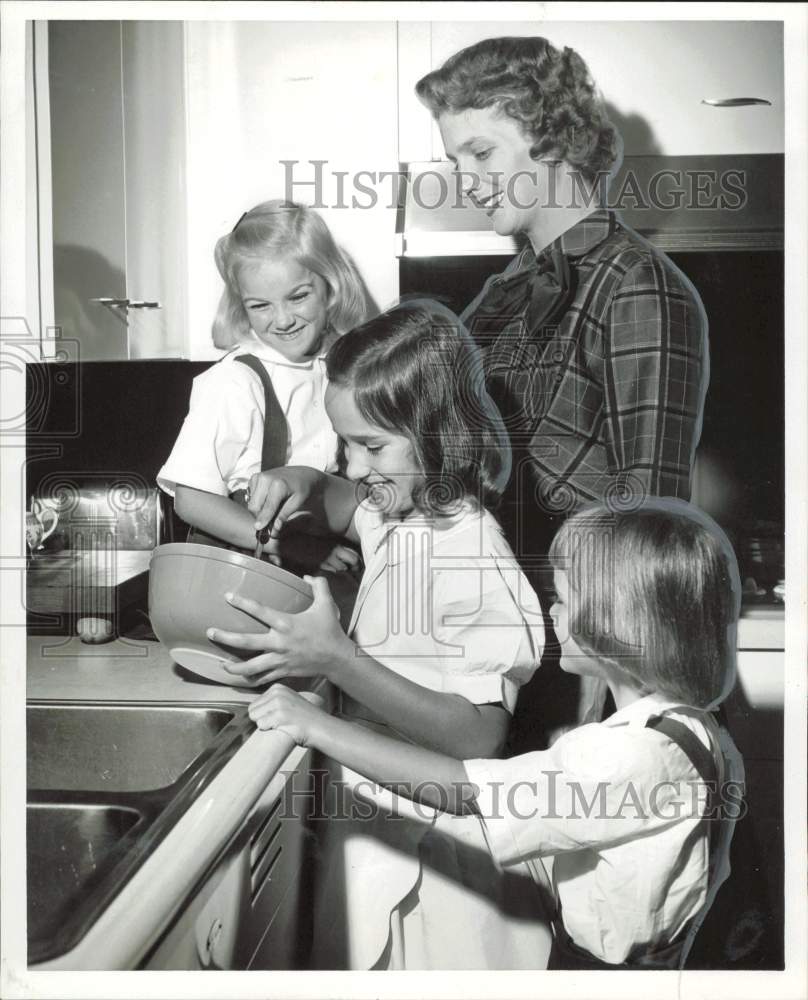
[416,36,709,740]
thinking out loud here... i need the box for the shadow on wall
[344,247,381,321]
[603,101,663,157]
[53,244,128,362]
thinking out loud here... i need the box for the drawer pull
[701,97,772,107]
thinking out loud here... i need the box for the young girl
[157,200,368,571]
[207,302,551,969]
[239,499,744,970]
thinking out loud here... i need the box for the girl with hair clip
[158,200,369,574]
[242,498,745,971]
[207,301,551,969]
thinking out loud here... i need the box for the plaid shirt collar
[512,209,618,271]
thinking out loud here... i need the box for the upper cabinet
[398,20,784,163]
[47,22,188,361]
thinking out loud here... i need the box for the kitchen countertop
[27,635,270,703]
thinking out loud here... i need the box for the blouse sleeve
[432,555,544,713]
[464,723,706,866]
[156,362,266,497]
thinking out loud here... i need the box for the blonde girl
[243,499,744,970]
[158,200,368,571]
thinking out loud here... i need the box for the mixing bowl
[148,543,313,686]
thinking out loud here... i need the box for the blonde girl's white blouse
[157,334,339,498]
[465,694,745,965]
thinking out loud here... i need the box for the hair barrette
[231,211,248,234]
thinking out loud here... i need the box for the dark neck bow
[468,246,576,343]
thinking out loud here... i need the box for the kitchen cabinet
[398,20,784,162]
[143,750,315,970]
[718,611,785,967]
[242,756,315,969]
[46,21,187,360]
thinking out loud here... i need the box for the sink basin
[28,802,145,948]
[27,700,253,965]
[28,703,237,792]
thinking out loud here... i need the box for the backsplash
[26,360,212,546]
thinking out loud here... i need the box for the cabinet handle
[90,297,162,310]
[701,98,772,107]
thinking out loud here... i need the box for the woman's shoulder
[597,223,701,300]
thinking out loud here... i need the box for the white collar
[604,692,703,728]
[239,328,337,368]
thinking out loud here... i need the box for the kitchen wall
[183,21,400,360]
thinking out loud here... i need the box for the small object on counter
[77,617,114,644]
[742,576,767,597]
[772,579,785,603]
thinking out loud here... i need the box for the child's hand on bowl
[207,575,354,685]
[248,684,329,747]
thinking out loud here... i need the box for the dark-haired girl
[208,301,551,968]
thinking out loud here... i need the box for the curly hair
[211,200,370,349]
[549,499,741,709]
[326,300,511,513]
[416,36,620,181]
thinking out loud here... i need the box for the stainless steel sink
[28,703,237,792]
[28,802,145,949]
[27,700,253,965]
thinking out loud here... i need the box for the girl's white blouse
[157,335,339,498]
[347,500,545,713]
[311,500,550,970]
[465,693,745,964]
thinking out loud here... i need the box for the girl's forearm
[311,712,476,814]
[175,477,359,551]
[174,486,263,549]
[329,645,509,759]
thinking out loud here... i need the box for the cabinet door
[48,21,128,361]
[47,21,186,360]
[399,20,784,161]
[243,748,315,969]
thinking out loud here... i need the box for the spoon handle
[254,522,272,560]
